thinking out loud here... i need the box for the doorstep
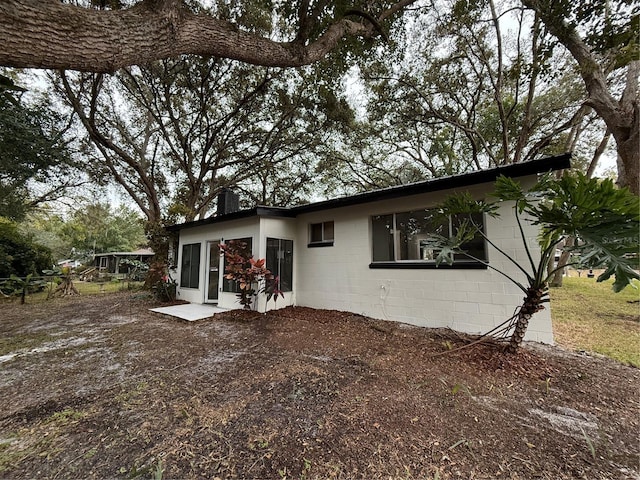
[149,303,228,322]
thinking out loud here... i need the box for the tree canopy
[522,0,639,193]
[23,202,147,263]
[0,74,79,220]
[0,217,52,278]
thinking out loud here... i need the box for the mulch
[0,293,638,479]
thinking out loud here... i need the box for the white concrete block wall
[294,178,554,344]
[175,217,260,308]
[175,215,299,312]
[173,175,554,344]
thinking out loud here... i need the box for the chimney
[216,188,240,216]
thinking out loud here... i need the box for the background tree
[59,203,146,258]
[0,73,81,220]
[329,0,613,193]
[49,47,358,292]
[522,0,639,194]
[22,203,146,263]
[0,217,52,278]
[53,57,346,250]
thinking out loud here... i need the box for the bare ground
[0,292,638,479]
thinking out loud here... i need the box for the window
[266,238,293,292]
[371,210,486,268]
[168,239,179,269]
[180,243,201,288]
[222,237,253,292]
[308,221,334,247]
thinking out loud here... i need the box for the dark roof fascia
[94,252,154,257]
[166,154,571,231]
[291,153,571,215]
[165,206,296,232]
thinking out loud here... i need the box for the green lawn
[1,280,145,305]
[550,276,640,367]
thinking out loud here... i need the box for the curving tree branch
[0,0,416,73]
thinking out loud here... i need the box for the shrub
[220,240,283,310]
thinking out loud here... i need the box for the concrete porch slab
[150,303,229,322]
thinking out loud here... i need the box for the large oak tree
[522,0,639,194]
[322,0,604,193]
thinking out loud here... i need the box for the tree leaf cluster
[436,173,639,293]
[428,171,638,349]
[0,74,77,220]
[22,203,146,264]
[0,217,53,279]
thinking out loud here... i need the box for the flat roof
[167,153,571,232]
[94,248,154,257]
[165,206,295,232]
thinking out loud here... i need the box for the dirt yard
[0,292,638,479]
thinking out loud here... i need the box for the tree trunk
[586,130,611,179]
[549,250,570,287]
[51,276,80,297]
[143,220,172,290]
[549,237,575,287]
[522,1,639,196]
[0,0,414,72]
[508,287,546,353]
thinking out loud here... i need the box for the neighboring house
[94,248,154,277]
[56,259,83,269]
[167,154,571,344]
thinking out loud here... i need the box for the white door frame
[205,240,223,303]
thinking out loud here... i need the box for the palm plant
[428,173,639,352]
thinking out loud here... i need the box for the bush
[0,218,52,278]
[154,275,177,302]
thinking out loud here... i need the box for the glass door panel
[207,241,221,302]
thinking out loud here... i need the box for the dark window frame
[222,237,253,293]
[180,243,201,288]
[266,237,293,292]
[370,210,487,269]
[308,221,334,247]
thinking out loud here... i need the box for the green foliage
[220,240,283,310]
[430,172,639,348]
[119,258,150,282]
[0,72,76,221]
[435,172,639,293]
[62,203,146,256]
[509,174,639,292]
[1,274,47,304]
[0,218,52,278]
[337,0,593,193]
[23,203,147,263]
[535,0,639,67]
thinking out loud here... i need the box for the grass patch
[0,332,53,356]
[0,408,87,473]
[550,276,640,367]
[1,280,144,305]
[46,408,86,425]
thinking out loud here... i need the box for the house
[167,154,571,344]
[94,248,154,278]
[56,259,83,269]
